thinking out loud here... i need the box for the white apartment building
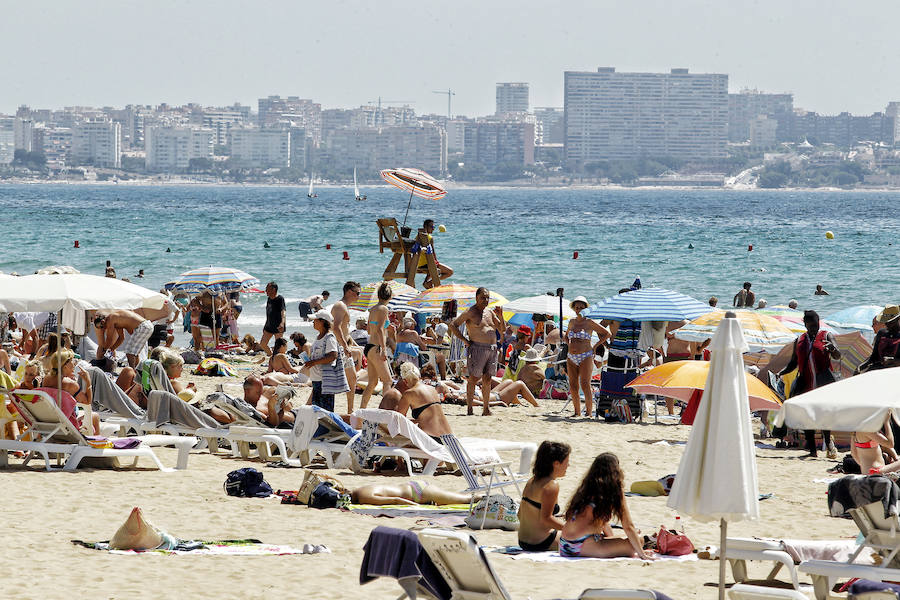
[0,118,14,164]
[496,83,529,115]
[42,127,73,167]
[229,128,290,168]
[145,126,214,171]
[201,110,246,146]
[71,119,121,168]
[750,115,778,149]
[564,67,728,168]
[446,119,468,153]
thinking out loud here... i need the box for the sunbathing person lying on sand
[853,415,900,474]
[559,452,653,560]
[350,481,472,506]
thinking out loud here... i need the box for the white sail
[308,174,315,197]
[354,167,360,197]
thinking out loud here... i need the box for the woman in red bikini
[853,415,900,474]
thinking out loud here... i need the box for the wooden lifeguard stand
[376,218,443,288]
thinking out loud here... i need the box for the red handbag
[656,526,694,556]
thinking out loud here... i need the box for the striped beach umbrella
[672,309,795,353]
[409,284,507,313]
[164,266,259,296]
[583,288,713,322]
[350,280,419,313]
[832,331,873,379]
[380,167,447,227]
[824,305,884,331]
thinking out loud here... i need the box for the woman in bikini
[399,362,452,440]
[853,416,900,474]
[559,452,653,559]
[565,296,611,418]
[518,441,570,551]
[360,283,394,409]
[351,481,471,506]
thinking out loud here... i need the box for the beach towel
[140,360,175,395]
[291,405,359,455]
[193,357,239,377]
[360,526,451,600]
[145,390,218,429]
[88,367,145,419]
[72,538,328,556]
[205,392,267,424]
[493,547,697,564]
[827,474,900,518]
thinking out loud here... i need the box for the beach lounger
[724,537,801,590]
[799,560,900,600]
[417,527,512,600]
[848,500,900,568]
[727,584,808,600]
[196,394,298,464]
[579,591,673,600]
[0,389,194,471]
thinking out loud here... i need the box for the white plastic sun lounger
[0,389,194,471]
[723,537,800,590]
[727,584,809,600]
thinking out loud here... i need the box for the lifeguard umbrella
[380,168,447,227]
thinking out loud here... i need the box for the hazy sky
[2,0,898,117]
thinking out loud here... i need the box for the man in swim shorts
[260,282,286,357]
[332,281,362,412]
[450,287,505,416]
[93,309,153,369]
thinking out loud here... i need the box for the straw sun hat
[877,304,900,323]
[109,507,163,550]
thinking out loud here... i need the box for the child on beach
[559,452,653,559]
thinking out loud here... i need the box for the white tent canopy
[0,274,167,334]
[503,295,576,319]
[775,368,900,433]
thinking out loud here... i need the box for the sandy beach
[0,361,862,600]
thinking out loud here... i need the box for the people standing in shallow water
[733,282,755,308]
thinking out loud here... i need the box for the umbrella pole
[719,518,727,600]
[402,189,414,228]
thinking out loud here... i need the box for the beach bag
[604,398,633,423]
[308,481,348,509]
[465,494,519,531]
[297,469,346,504]
[656,526,694,556]
[181,350,202,365]
[224,468,272,498]
[321,337,349,395]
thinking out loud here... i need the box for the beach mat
[491,547,698,563]
[348,503,470,518]
[72,538,328,556]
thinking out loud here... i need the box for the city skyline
[2,1,899,117]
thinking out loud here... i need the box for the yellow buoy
[438,224,447,233]
[825,231,834,240]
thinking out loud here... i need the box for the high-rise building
[496,83,529,115]
[564,67,728,169]
[145,126,214,171]
[0,117,14,164]
[728,90,794,142]
[319,124,446,176]
[229,128,290,168]
[793,111,889,147]
[446,119,469,153]
[463,121,535,168]
[71,119,121,168]
[534,108,564,144]
[41,127,73,167]
[885,103,900,146]
[749,115,777,149]
[14,118,36,152]
[257,96,322,141]
[201,110,246,147]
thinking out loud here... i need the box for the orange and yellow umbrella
[627,360,782,412]
[672,309,795,353]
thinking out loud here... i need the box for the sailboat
[307,174,317,198]
[354,167,366,201]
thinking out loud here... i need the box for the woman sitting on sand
[288,332,311,360]
[42,349,100,435]
[518,441,570,552]
[350,481,472,506]
[853,416,900,474]
[559,452,653,559]
[267,338,308,384]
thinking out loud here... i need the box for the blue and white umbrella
[164,266,259,296]
[584,288,713,322]
[824,305,884,331]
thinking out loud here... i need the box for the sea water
[2,184,899,338]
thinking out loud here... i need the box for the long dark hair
[564,452,625,525]
[377,282,392,302]
[532,440,570,479]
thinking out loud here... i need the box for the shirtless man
[398,318,448,379]
[332,281,363,412]
[450,287,505,416]
[242,375,295,427]
[93,309,154,368]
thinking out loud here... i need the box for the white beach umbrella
[775,368,900,433]
[503,294,577,319]
[667,313,759,600]
[0,273,166,334]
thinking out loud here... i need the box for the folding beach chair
[579,590,673,600]
[417,528,512,600]
[849,501,900,568]
[0,389,194,471]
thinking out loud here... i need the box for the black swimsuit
[517,496,561,551]
[411,401,440,420]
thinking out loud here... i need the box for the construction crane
[432,89,455,120]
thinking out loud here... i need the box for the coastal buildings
[534,107,564,144]
[71,119,121,168]
[749,115,778,149]
[257,95,322,141]
[229,127,291,168]
[563,67,728,169]
[0,118,14,164]
[145,126,214,171]
[318,124,446,176]
[728,90,794,143]
[463,120,535,169]
[496,83,529,115]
